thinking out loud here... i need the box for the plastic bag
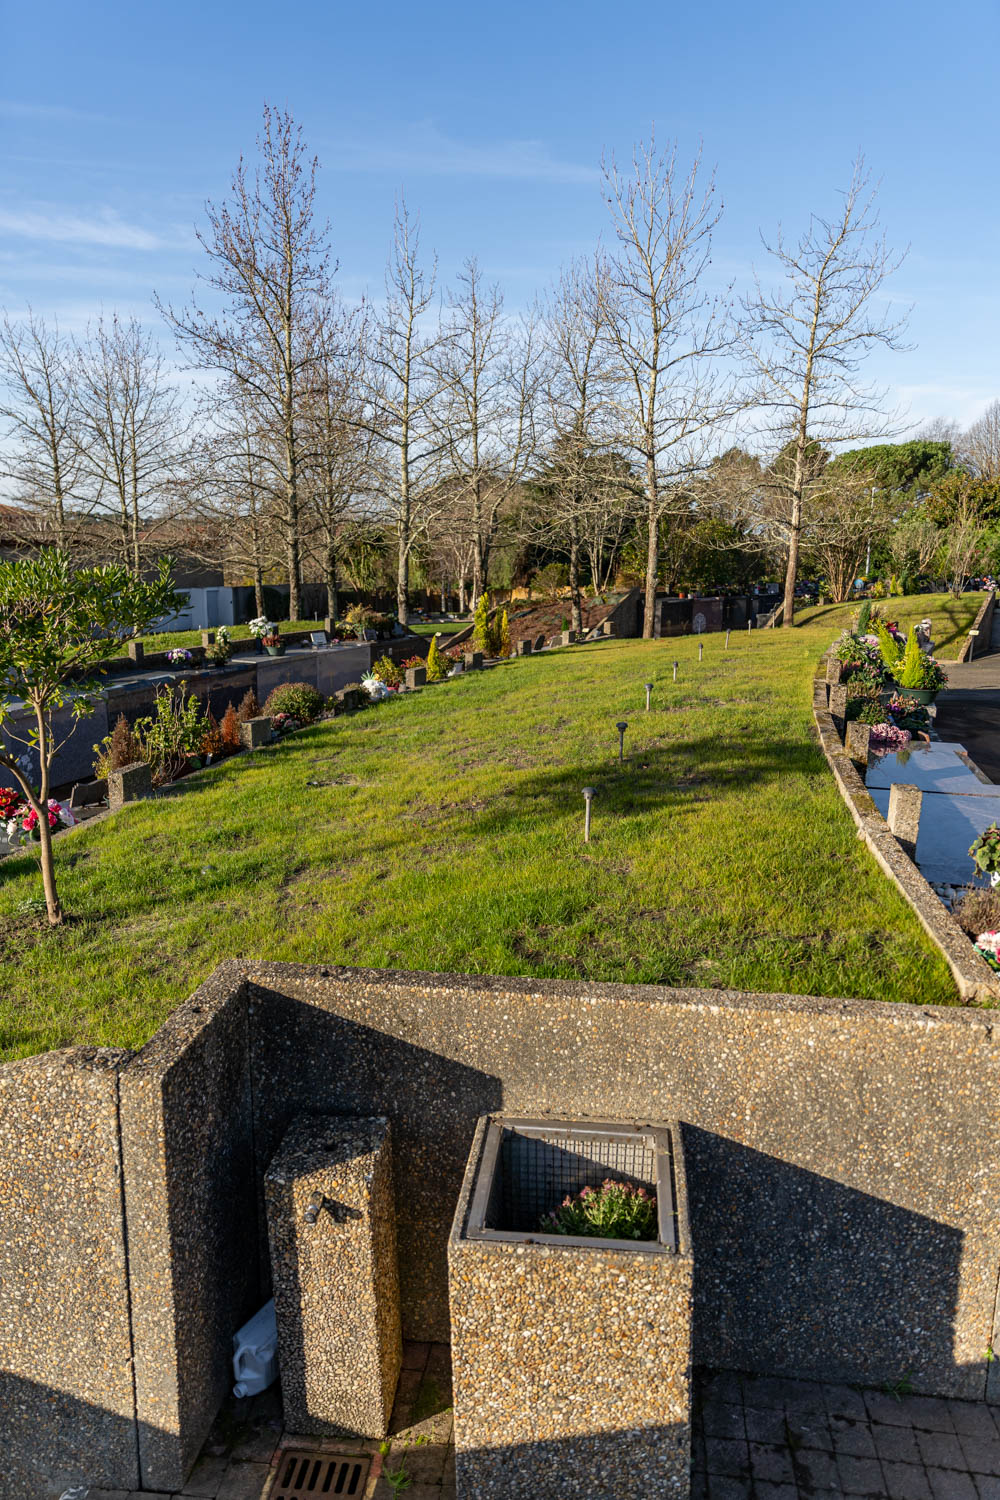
[232,1298,278,1398]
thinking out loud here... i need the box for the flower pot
[265,643,285,657]
[903,687,938,705]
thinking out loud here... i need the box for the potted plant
[450,1116,692,1499]
[204,625,232,667]
[877,624,946,704]
[249,616,284,656]
[970,824,1000,888]
[1,787,77,846]
[166,647,192,668]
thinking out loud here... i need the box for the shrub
[345,603,376,639]
[93,713,144,778]
[220,703,241,753]
[132,687,205,785]
[200,710,224,759]
[262,681,324,724]
[237,689,260,722]
[953,885,1000,939]
[541,1179,658,1241]
[425,635,449,682]
[371,654,402,688]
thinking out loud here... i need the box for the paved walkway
[936,607,1000,783]
[84,1352,1000,1500]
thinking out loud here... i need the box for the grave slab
[869,786,1000,887]
[866,742,995,795]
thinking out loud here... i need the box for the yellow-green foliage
[425,634,449,681]
[898,627,925,688]
[876,623,902,673]
[472,594,491,653]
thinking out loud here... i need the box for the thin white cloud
[327,122,598,185]
[0,99,108,123]
[0,207,188,251]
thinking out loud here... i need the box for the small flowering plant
[4,795,76,847]
[541,1178,658,1241]
[868,722,912,750]
[974,931,1000,972]
[970,824,1000,885]
[248,617,280,644]
[166,648,192,666]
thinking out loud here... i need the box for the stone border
[812,654,1000,1004]
[956,587,997,662]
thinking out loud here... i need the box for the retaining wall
[5,961,1000,1493]
[0,636,429,793]
[957,588,997,661]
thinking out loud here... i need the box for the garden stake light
[582,786,595,842]
[698,640,704,662]
[616,720,628,763]
[672,661,678,682]
[725,629,731,649]
[645,682,653,711]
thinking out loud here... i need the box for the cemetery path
[938,611,1000,782]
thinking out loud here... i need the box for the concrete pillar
[265,1115,401,1439]
[516,639,532,656]
[464,651,484,670]
[200,630,215,647]
[560,630,577,646]
[323,615,335,636]
[108,760,152,811]
[888,783,922,862]
[825,656,846,685]
[405,665,426,689]
[127,641,144,664]
[238,716,272,750]
[845,720,871,774]
[828,684,849,741]
[601,620,617,636]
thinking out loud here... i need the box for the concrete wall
[0,1047,139,1498]
[5,961,1000,1492]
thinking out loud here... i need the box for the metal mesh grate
[492,1125,657,1232]
[272,1449,370,1497]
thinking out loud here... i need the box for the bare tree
[302,302,379,619]
[75,314,183,574]
[363,201,452,625]
[886,506,941,580]
[936,474,990,597]
[804,475,894,601]
[0,311,90,551]
[532,257,631,631]
[964,400,1000,481]
[435,259,540,605]
[600,137,735,636]
[739,157,909,626]
[159,105,332,618]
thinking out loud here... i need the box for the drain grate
[272,1448,370,1497]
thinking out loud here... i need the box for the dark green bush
[262,681,324,724]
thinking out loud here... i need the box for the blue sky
[2,0,998,429]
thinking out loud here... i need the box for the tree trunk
[34,707,62,924]
[396,521,410,626]
[569,526,583,635]
[781,492,802,628]
[643,498,658,638]
[254,569,265,617]
[326,544,339,620]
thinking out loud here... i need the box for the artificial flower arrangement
[0,786,76,847]
[360,670,391,700]
[867,722,911,750]
[166,647,192,666]
[974,931,1000,972]
[205,625,232,665]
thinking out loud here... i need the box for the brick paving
[87,1354,1000,1499]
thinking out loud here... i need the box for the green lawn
[135,619,327,651]
[0,593,979,1061]
[794,593,985,658]
[408,621,468,636]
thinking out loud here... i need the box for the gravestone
[200,631,215,647]
[888,783,922,862]
[238,716,272,750]
[405,665,426,689]
[310,631,327,651]
[108,760,152,812]
[464,651,484,670]
[828,684,848,741]
[560,630,577,647]
[516,640,532,656]
[127,641,144,665]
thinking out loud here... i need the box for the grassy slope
[794,593,984,657]
[0,593,979,1061]
[135,619,326,650]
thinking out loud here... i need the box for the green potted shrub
[877,624,946,704]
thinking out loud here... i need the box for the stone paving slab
[865,742,992,794]
[868,784,1000,886]
[87,1357,1000,1499]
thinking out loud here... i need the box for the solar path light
[645,681,653,711]
[672,661,678,682]
[698,639,704,662]
[725,629,731,649]
[582,786,595,842]
[616,720,629,763]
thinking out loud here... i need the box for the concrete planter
[449,1115,693,1499]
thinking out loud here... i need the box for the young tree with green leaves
[0,552,183,924]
